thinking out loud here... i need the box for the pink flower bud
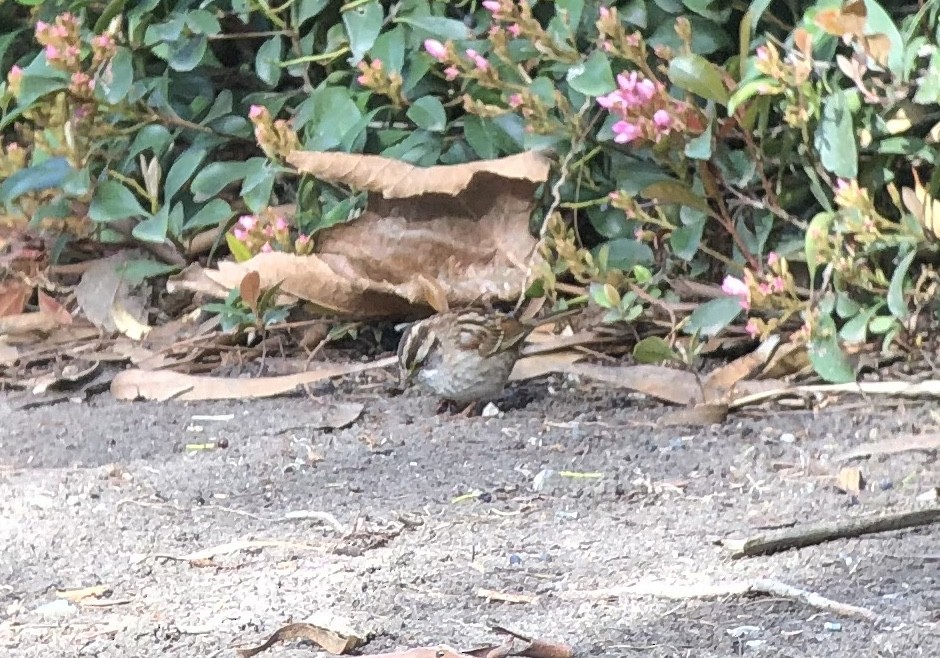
[261,242,273,253]
[612,120,641,144]
[45,45,60,61]
[653,109,672,131]
[237,214,258,230]
[483,1,501,12]
[507,24,521,37]
[766,251,779,266]
[508,93,523,108]
[745,318,760,338]
[721,275,750,310]
[274,216,288,232]
[444,66,460,81]
[248,105,265,119]
[424,39,447,61]
[232,227,247,241]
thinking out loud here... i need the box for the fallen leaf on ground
[834,433,940,461]
[702,336,780,398]
[510,350,585,381]
[658,403,729,426]
[56,584,110,602]
[836,466,865,494]
[181,151,551,318]
[0,279,30,316]
[110,357,394,401]
[155,539,320,563]
[236,621,365,657]
[75,252,151,339]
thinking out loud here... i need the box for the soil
[1,372,938,657]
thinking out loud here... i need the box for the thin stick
[723,507,940,558]
[565,578,878,621]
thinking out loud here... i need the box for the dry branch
[565,578,878,621]
[723,507,940,557]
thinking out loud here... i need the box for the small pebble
[779,432,796,443]
[824,622,842,632]
[878,479,893,491]
[508,554,522,566]
[532,468,557,493]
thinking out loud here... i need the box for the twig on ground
[564,578,879,621]
[722,507,940,557]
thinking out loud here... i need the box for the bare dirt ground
[1,373,938,657]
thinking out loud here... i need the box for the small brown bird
[396,307,574,407]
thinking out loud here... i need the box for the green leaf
[343,0,383,63]
[185,9,221,35]
[370,27,406,73]
[132,205,169,242]
[295,0,329,23]
[600,238,654,269]
[863,0,905,78]
[684,120,713,159]
[256,36,283,87]
[727,77,780,115]
[164,147,207,202]
[684,297,743,337]
[839,304,879,342]
[670,216,706,260]
[168,35,207,72]
[683,0,731,22]
[89,180,148,222]
[815,90,858,179]
[226,232,253,262]
[186,198,234,230]
[126,125,173,161]
[99,47,134,103]
[649,15,731,55]
[0,158,72,205]
[640,179,710,212]
[190,160,255,201]
[396,15,471,40]
[809,314,856,383]
[117,258,180,285]
[805,211,833,279]
[633,336,678,364]
[297,87,363,151]
[94,0,127,32]
[406,97,447,132]
[887,249,916,320]
[566,50,616,96]
[464,115,499,159]
[668,53,729,104]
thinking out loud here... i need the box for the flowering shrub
[1,1,938,378]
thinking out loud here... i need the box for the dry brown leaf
[236,622,365,657]
[814,0,866,37]
[658,403,729,426]
[836,466,865,494]
[110,357,394,401]
[185,151,552,319]
[57,585,110,602]
[0,310,70,336]
[570,363,703,405]
[834,433,940,462]
[702,336,779,401]
[510,351,585,381]
[0,279,30,317]
[75,252,151,338]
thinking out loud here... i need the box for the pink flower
[443,66,459,80]
[424,39,447,61]
[65,45,79,60]
[745,319,760,338]
[465,49,488,70]
[766,251,779,266]
[612,120,641,144]
[756,46,769,61]
[45,45,60,61]
[93,34,114,49]
[261,242,273,253]
[636,79,656,102]
[483,0,501,12]
[653,109,672,131]
[237,215,258,231]
[35,20,48,36]
[508,93,523,108]
[721,275,750,310]
[599,7,610,18]
[51,25,69,38]
[8,65,22,85]
[274,216,288,232]
[507,24,521,37]
[248,105,265,119]
[357,73,368,85]
[296,234,311,246]
[835,178,850,193]
[771,276,785,293]
[232,228,247,241]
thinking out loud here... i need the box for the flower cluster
[598,71,702,145]
[721,252,799,337]
[423,39,494,83]
[35,13,82,70]
[356,58,405,108]
[248,105,299,160]
[229,212,313,256]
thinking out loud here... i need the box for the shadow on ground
[0,378,938,657]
